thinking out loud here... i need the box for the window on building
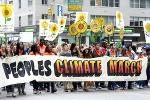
[130,0,150,8]
[130,16,150,26]
[140,0,146,8]
[115,0,119,7]
[28,0,33,7]
[42,14,48,19]
[102,0,108,6]
[95,0,102,6]
[19,0,21,8]
[146,0,150,8]
[42,0,48,5]
[109,0,114,7]
[90,0,119,7]
[19,16,21,26]
[28,15,33,26]
[90,0,95,6]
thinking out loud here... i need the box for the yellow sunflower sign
[143,21,150,43]
[50,23,60,33]
[75,12,88,23]
[2,5,12,18]
[90,19,100,33]
[95,17,105,27]
[104,24,114,35]
[116,11,124,30]
[39,19,50,36]
[0,4,14,32]
[45,22,60,41]
[76,21,88,34]
[57,16,67,34]
[69,23,78,36]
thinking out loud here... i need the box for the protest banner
[0,55,147,87]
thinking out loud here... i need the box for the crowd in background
[0,39,150,97]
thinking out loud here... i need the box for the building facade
[12,0,150,45]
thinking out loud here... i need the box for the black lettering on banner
[24,61,32,76]
[44,60,51,76]
[17,61,25,77]
[10,62,18,78]
[2,63,11,79]
[38,60,44,76]
[30,60,38,76]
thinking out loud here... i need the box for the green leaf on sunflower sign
[7,18,11,21]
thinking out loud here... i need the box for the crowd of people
[0,39,150,98]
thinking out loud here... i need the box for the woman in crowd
[82,47,94,92]
[5,45,17,97]
[16,42,26,95]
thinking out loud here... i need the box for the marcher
[16,42,26,95]
[59,43,74,92]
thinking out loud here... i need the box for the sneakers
[7,92,16,97]
[12,93,16,97]
[51,89,57,93]
[139,86,144,89]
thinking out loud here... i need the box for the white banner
[0,55,148,87]
[143,21,150,43]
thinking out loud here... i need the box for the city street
[0,84,150,100]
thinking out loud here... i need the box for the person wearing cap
[136,47,145,89]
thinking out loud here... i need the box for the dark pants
[44,82,55,91]
[145,66,150,86]
[73,82,82,90]
[95,82,105,88]
[17,83,25,94]
[32,80,39,91]
[108,82,116,90]
[118,81,126,88]
[128,81,133,89]
[6,85,14,93]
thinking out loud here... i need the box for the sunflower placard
[104,24,114,35]
[76,21,88,34]
[69,23,78,36]
[45,22,60,41]
[90,19,100,33]
[0,4,14,32]
[95,17,105,27]
[143,21,150,43]
[75,12,88,23]
[116,11,124,30]
[57,16,67,34]
[39,19,50,36]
